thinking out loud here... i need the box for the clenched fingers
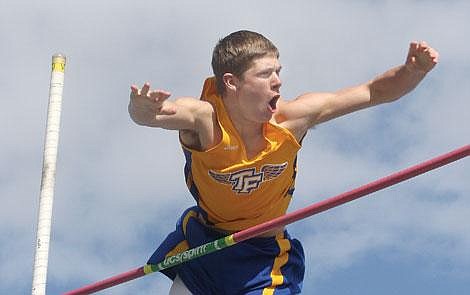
[406,41,439,72]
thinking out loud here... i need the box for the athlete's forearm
[129,97,211,132]
[368,64,427,104]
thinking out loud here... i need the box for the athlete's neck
[222,95,267,159]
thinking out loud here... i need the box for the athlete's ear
[222,73,239,92]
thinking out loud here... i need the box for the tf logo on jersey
[208,162,288,194]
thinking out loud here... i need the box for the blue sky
[1,0,469,294]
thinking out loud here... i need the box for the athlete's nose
[272,72,282,91]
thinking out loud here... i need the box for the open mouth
[269,95,280,111]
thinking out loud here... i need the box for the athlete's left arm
[277,41,439,140]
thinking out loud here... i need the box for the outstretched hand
[405,41,439,73]
[130,82,176,115]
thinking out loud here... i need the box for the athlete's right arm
[128,82,212,132]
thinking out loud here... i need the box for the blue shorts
[148,206,305,295]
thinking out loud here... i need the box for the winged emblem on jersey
[208,162,288,194]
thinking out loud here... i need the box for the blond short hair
[211,30,279,95]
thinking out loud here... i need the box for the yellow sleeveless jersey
[181,77,301,232]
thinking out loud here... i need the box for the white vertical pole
[32,54,66,295]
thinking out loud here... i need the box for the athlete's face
[235,54,282,123]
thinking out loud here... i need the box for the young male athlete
[129,30,438,294]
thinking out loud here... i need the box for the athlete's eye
[260,70,272,78]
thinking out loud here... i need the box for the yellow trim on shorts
[262,232,292,295]
[165,240,190,258]
[182,210,198,236]
[164,209,196,258]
